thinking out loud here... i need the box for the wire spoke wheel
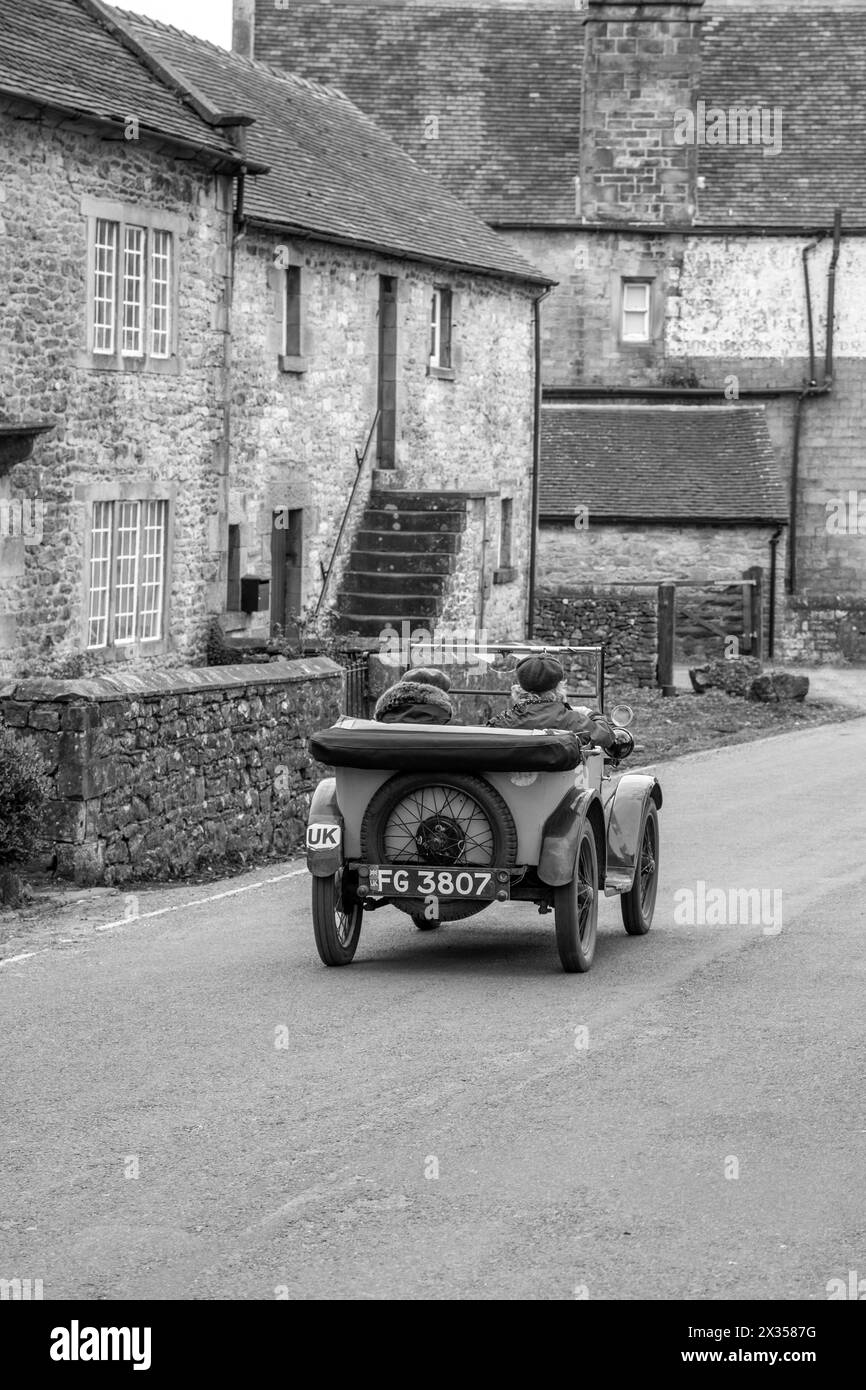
[312,867,363,965]
[554,822,599,973]
[361,772,517,922]
[620,801,660,937]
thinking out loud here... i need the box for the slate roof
[252,0,583,224]
[120,11,551,284]
[0,0,244,168]
[698,7,866,225]
[253,1,866,229]
[540,405,789,523]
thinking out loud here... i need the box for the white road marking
[0,865,308,969]
[94,867,307,932]
[0,952,35,967]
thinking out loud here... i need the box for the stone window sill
[74,351,181,376]
[84,637,172,663]
[279,354,308,375]
[493,567,518,585]
[427,364,456,381]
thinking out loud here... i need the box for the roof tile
[256,3,866,228]
[0,0,242,166]
[123,11,551,282]
[541,405,789,522]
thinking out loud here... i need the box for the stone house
[124,13,552,651]
[0,0,254,681]
[540,403,788,659]
[250,0,866,663]
[0,0,550,686]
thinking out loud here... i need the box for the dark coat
[489,689,615,748]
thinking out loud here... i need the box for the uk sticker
[306,823,341,849]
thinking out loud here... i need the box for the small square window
[621,280,652,343]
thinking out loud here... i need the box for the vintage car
[305,646,662,974]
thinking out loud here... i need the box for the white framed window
[83,200,179,368]
[621,279,652,343]
[93,219,119,355]
[86,499,168,650]
[429,287,453,370]
[121,225,145,357]
[150,229,171,359]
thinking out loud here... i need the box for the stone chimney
[232,0,255,60]
[580,0,704,226]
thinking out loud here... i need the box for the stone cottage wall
[0,658,342,885]
[505,222,866,656]
[229,230,537,643]
[537,521,779,659]
[0,111,233,680]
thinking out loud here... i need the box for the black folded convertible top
[309,720,584,773]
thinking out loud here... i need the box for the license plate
[365,866,504,900]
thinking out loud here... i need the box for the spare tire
[360,772,518,921]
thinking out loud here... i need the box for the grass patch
[606,683,863,764]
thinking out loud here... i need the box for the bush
[0,726,51,866]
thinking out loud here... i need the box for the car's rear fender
[538,787,606,889]
[604,774,662,895]
[306,778,344,877]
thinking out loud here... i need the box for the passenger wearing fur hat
[373,667,454,725]
[488,654,615,749]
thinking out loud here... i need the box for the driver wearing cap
[487,654,616,750]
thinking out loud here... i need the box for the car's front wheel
[620,802,659,936]
[312,869,363,965]
[554,822,598,973]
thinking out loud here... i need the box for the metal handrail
[315,409,380,619]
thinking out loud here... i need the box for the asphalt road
[2,719,865,1301]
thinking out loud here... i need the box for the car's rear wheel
[361,772,518,921]
[312,869,363,965]
[620,802,659,936]
[554,822,598,973]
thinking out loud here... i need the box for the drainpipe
[768,525,783,657]
[526,287,552,639]
[825,208,842,382]
[218,159,247,624]
[788,209,841,593]
[802,240,818,388]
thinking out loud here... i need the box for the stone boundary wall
[533,586,658,687]
[778,595,866,666]
[0,659,343,885]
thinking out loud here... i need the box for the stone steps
[354,529,460,553]
[341,591,439,619]
[336,487,471,639]
[335,614,437,637]
[369,489,473,512]
[364,508,466,533]
[341,571,447,596]
[349,550,455,575]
